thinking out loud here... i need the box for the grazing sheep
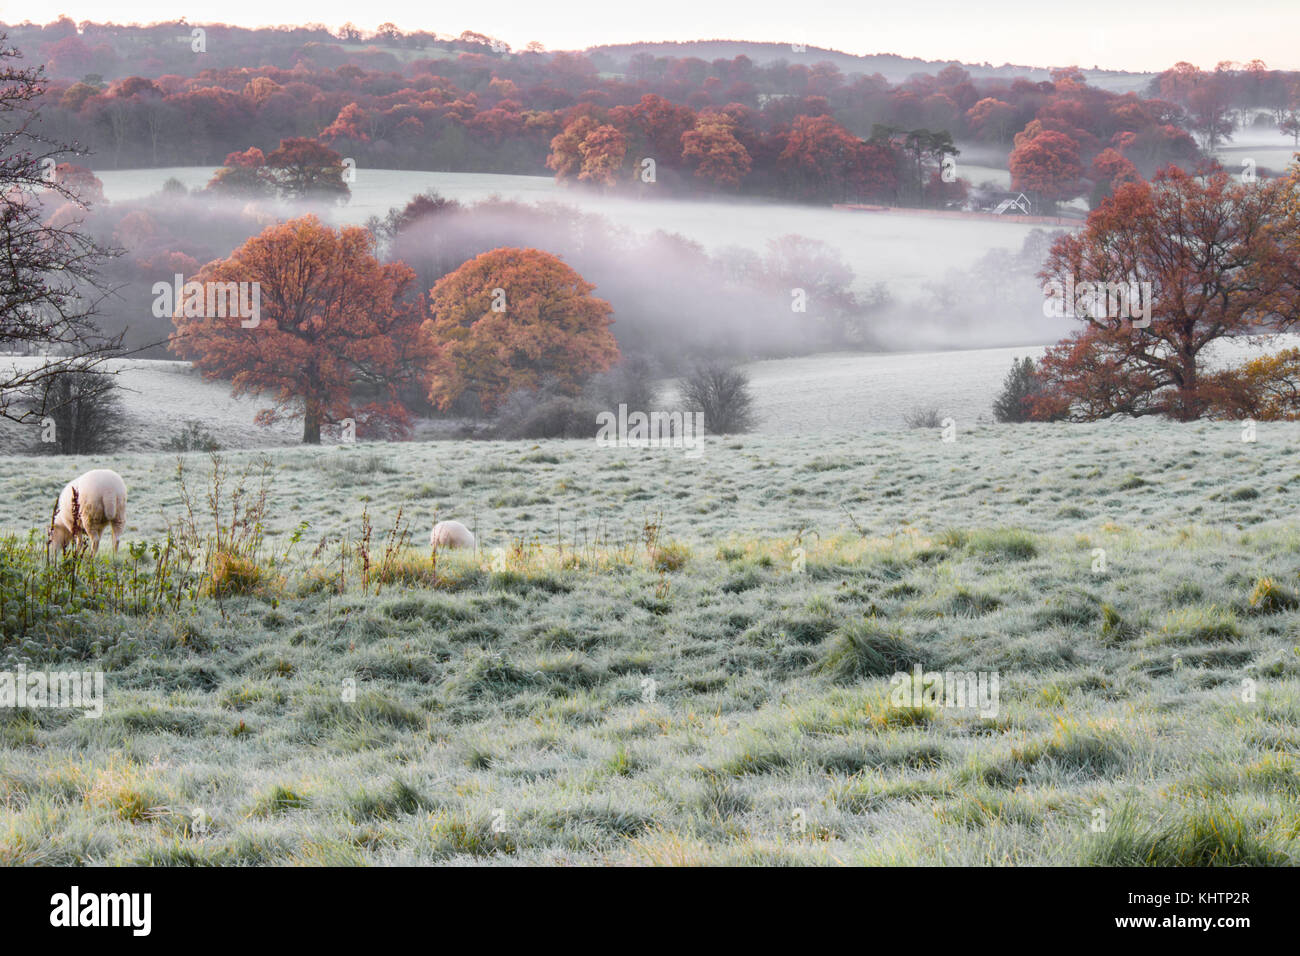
[48,469,127,558]
[430,519,475,550]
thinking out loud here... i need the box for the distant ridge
[583,39,1153,92]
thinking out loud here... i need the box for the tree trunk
[303,402,322,444]
[1178,350,1200,421]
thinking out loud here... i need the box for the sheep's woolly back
[55,469,128,533]
[430,519,475,550]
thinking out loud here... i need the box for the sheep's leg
[89,529,102,556]
[111,520,123,553]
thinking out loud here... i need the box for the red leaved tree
[1033,165,1296,422]
[1009,128,1084,207]
[779,115,872,201]
[170,215,426,442]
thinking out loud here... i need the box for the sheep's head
[48,520,72,560]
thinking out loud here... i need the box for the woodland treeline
[12,19,1300,206]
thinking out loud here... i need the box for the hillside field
[2,415,1299,865]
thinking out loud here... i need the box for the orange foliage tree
[170,215,426,442]
[207,139,351,202]
[612,93,696,170]
[1088,148,1141,193]
[262,138,351,201]
[1203,349,1300,420]
[1009,128,1083,205]
[965,97,1018,142]
[681,114,752,188]
[1033,166,1297,422]
[576,123,628,186]
[779,115,874,200]
[206,146,269,197]
[423,248,619,412]
[547,115,629,186]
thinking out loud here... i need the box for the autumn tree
[51,163,104,204]
[1087,147,1141,207]
[545,114,593,181]
[965,97,1018,142]
[423,248,619,412]
[206,139,352,202]
[547,115,628,186]
[170,215,425,443]
[205,146,270,197]
[680,114,752,188]
[1157,61,1235,150]
[262,138,351,202]
[1009,128,1084,206]
[779,115,870,200]
[1203,348,1300,420]
[613,94,696,170]
[319,103,371,144]
[1034,166,1295,422]
[576,123,627,187]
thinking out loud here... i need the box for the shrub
[902,405,943,429]
[586,356,660,412]
[18,368,127,454]
[678,361,756,434]
[651,541,690,572]
[207,550,264,597]
[163,419,221,452]
[492,383,596,439]
[992,356,1044,423]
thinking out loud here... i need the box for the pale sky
[4,1,1298,73]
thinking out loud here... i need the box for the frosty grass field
[3,398,1300,864]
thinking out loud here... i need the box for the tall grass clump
[1247,577,1299,614]
[818,618,921,683]
[1083,803,1291,866]
[170,453,274,599]
[1158,605,1241,644]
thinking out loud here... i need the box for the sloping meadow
[1,418,1299,864]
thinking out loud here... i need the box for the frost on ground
[0,357,304,455]
[8,335,1298,454]
[1,417,1299,865]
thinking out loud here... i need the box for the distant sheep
[430,519,475,551]
[48,469,127,558]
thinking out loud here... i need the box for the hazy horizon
[4,1,1299,73]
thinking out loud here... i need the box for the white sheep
[48,469,128,558]
[430,519,475,551]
